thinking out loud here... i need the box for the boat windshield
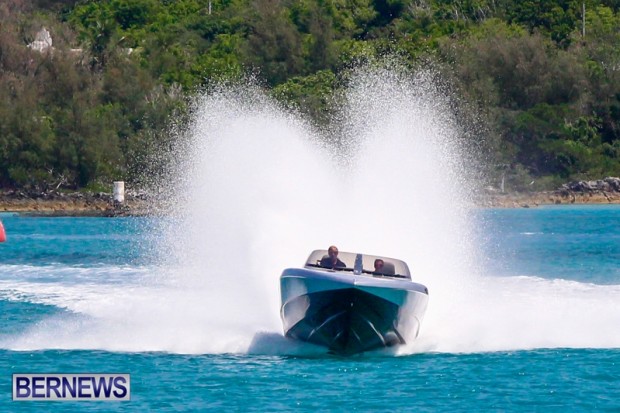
[304,250,411,279]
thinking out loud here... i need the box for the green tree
[244,0,304,85]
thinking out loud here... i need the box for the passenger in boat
[320,245,346,269]
[373,259,385,274]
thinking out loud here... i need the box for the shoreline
[482,177,620,208]
[1,186,620,216]
[0,191,150,217]
[480,190,620,208]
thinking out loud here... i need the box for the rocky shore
[481,177,620,208]
[1,177,620,216]
[0,189,149,216]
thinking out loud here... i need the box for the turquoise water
[481,206,620,284]
[1,207,620,411]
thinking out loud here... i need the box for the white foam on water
[403,276,620,354]
[3,67,620,354]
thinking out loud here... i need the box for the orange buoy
[0,220,5,242]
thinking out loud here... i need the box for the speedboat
[280,250,429,355]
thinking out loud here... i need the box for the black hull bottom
[283,288,405,355]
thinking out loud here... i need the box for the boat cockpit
[304,249,411,280]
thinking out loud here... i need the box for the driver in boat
[373,259,384,273]
[320,245,346,269]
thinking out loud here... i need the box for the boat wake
[404,275,620,354]
[3,266,620,354]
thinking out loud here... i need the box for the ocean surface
[1,206,619,411]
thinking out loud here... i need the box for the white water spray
[152,68,479,353]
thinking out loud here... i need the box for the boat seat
[381,262,395,275]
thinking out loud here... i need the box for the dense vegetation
[1,0,620,191]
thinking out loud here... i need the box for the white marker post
[113,181,125,203]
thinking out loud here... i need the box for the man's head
[328,245,339,260]
[374,259,384,272]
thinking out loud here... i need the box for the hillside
[1,0,620,191]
